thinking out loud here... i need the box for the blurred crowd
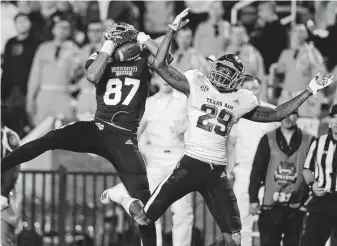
[1,1,337,246]
[1,0,337,138]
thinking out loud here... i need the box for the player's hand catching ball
[307,73,334,97]
[169,8,190,31]
[102,23,139,47]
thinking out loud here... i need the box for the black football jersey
[85,52,150,133]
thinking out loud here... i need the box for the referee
[302,104,337,246]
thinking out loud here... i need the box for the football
[114,42,142,62]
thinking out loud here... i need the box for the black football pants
[143,155,242,233]
[1,120,156,245]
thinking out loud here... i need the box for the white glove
[1,195,9,211]
[307,73,334,97]
[168,8,190,31]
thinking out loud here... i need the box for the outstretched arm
[243,89,312,122]
[152,29,190,96]
[244,73,334,122]
[137,9,190,96]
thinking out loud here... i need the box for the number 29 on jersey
[197,104,233,136]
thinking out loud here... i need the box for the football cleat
[100,189,113,205]
[128,199,151,226]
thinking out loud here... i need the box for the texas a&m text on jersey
[184,69,259,166]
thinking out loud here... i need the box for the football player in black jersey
[1,23,172,246]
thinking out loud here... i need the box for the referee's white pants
[145,148,194,246]
[233,166,253,246]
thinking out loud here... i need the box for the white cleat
[100,189,114,205]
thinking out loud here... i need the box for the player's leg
[146,164,168,246]
[1,121,104,172]
[103,131,157,245]
[198,166,242,246]
[141,155,199,224]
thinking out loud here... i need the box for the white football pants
[145,148,194,246]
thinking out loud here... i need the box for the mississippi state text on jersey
[85,52,150,133]
[184,69,259,165]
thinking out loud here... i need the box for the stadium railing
[14,116,224,246]
[17,167,226,246]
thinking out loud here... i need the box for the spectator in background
[171,27,210,74]
[302,104,337,246]
[251,1,288,74]
[1,117,21,246]
[276,24,327,118]
[238,5,258,35]
[39,1,61,40]
[0,1,18,54]
[16,1,46,42]
[56,1,86,47]
[249,109,313,246]
[229,77,279,246]
[313,1,337,30]
[225,24,267,100]
[76,21,104,116]
[26,15,80,126]
[140,77,193,246]
[140,1,175,39]
[86,1,139,29]
[182,1,209,33]
[194,1,230,59]
[307,10,337,72]
[1,13,41,137]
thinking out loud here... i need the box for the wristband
[137,32,151,45]
[306,87,316,97]
[168,24,178,31]
[100,40,116,56]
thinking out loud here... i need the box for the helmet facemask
[208,60,245,93]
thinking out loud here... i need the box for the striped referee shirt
[304,131,337,193]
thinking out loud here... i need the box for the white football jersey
[184,69,259,166]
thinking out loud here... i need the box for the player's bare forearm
[156,64,190,96]
[143,39,159,57]
[86,52,110,84]
[153,28,175,67]
[244,89,312,122]
[143,38,174,65]
[151,29,190,95]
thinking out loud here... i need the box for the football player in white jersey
[101,9,334,246]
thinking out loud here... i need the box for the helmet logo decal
[200,85,209,92]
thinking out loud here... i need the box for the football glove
[307,73,334,97]
[103,23,139,47]
[168,8,190,31]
